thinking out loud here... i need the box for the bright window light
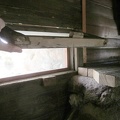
[0,48,68,79]
[0,38,8,44]
[16,30,69,37]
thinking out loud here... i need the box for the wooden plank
[96,68,117,87]
[93,71,115,87]
[95,71,116,87]
[106,71,120,87]
[78,67,94,77]
[87,1,113,19]
[87,48,120,63]
[0,0,82,31]
[104,74,116,87]
[85,0,118,38]
[92,67,120,87]
[95,66,120,72]
[93,69,99,83]
[88,66,120,78]
[86,24,118,38]
[19,37,106,48]
[84,47,120,66]
[88,0,112,8]
[78,66,120,87]
[87,13,116,29]
[78,65,120,87]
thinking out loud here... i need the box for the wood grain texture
[0,71,76,120]
[82,0,86,32]
[87,1,113,19]
[106,39,120,47]
[87,13,116,29]
[82,48,120,67]
[86,0,119,38]
[18,37,106,48]
[0,0,82,31]
[86,24,118,38]
[88,0,112,8]
[86,48,120,63]
[78,67,88,76]
[88,68,94,77]
[78,66,120,87]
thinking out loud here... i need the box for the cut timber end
[93,70,99,83]
[105,75,116,87]
[92,69,117,87]
[78,66,120,87]
[78,67,88,76]
[88,68,94,77]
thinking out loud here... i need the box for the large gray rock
[67,75,120,120]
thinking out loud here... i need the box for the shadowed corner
[111,0,120,35]
[0,18,30,53]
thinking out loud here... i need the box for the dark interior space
[0,0,120,120]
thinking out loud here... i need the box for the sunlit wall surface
[0,48,68,78]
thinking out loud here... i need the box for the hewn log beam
[19,37,106,48]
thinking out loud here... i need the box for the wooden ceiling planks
[0,0,82,32]
[85,0,119,38]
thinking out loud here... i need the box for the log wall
[0,0,82,32]
[0,71,76,120]
[86,0,119,38]
[81,48,120,66]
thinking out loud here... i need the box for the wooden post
[83,47,87,63]
[82,0,86,33]
[74,48,84,71]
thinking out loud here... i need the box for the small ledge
[0,70,76,86]
[78,66,120,87]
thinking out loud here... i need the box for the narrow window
[0,48,69,81]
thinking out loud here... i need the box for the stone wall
[66,75,120,120]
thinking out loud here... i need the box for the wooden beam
[19,37,106,48]
[82,0,86,33]
[92,67,120,87]
[93,70,116,87]
[78,66,120,87]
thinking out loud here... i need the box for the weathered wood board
[19,37,106,48]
